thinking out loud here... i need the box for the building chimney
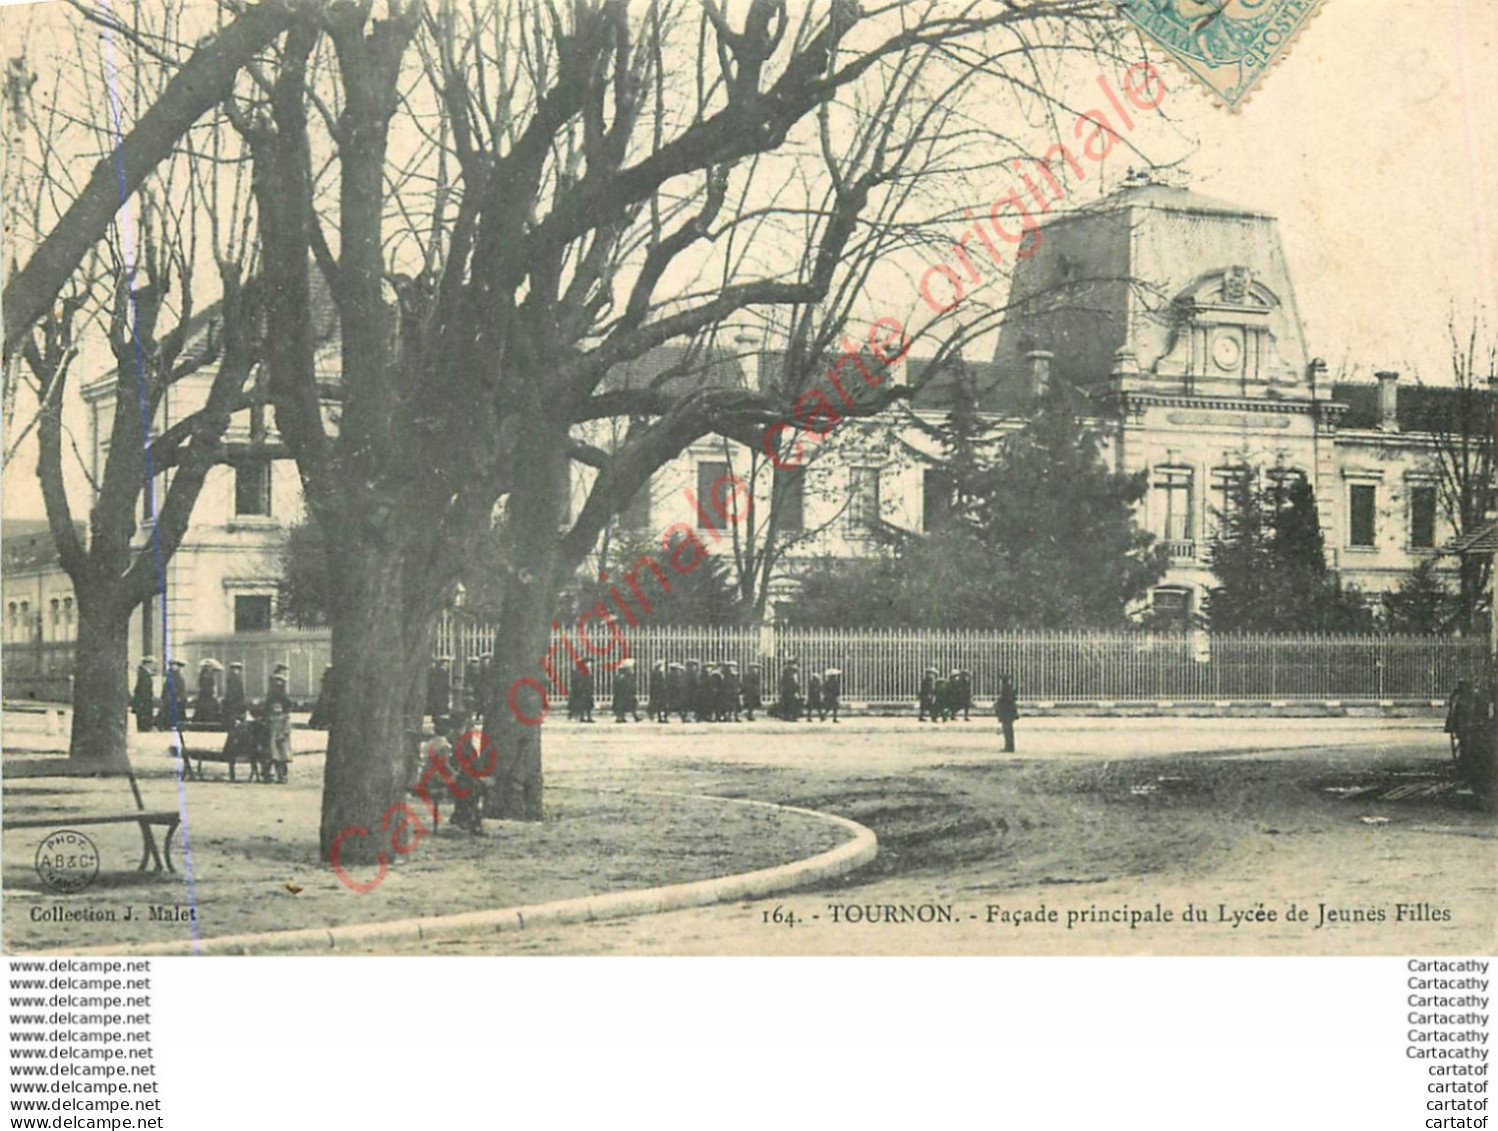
[1375,370,1399,432]
[1026,349,1054,399]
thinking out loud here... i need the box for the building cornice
[1118,391,1325,415]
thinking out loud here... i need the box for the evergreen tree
[970,384,1165,628]
[787,379,1166,630]
[1206,469,1373,633]
[1382,559,1460,635]
[575,532,747,627]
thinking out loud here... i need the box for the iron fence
[10,623,1484,707]
[176,630,332,701]
[457,621,1488,705]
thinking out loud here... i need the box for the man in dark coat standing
[464,657,483,715]
[649,660,667,722]
[995,674,1019,753]
[308,664,336,729]
[806,670,823,722]
[777,660,802,721]
[684,659,702,722]
[156,659,187,730]
[741,663,763,721]
[955,669,973,721]
[614,658,641,723]
[918,667,937,722]
[705,663,725,722]
[426,657,452,733]
[666,662,687,722]
[222,661,248,727]
[193,659,222,724]
[723,661,742,722]
[933,671,949,723]
[131,658,156,732]
[821,667,842,723]
[570,659,596,723]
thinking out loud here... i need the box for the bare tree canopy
[7,0,1158,863]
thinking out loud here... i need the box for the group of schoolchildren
[769,659,843,722]
[418,651,1020,747]
[917,668,974,722]
[130,654,297,781]
[556,657,844,724]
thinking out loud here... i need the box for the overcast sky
[1128,0,1496,383]
[1,0,1493,523]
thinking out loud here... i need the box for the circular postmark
[35,830,100,894]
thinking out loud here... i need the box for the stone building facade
[6,178,1478,681]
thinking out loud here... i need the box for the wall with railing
[1,640,77,703]
[441,619,1487,705]
[9,622,1486,707]
[176,630,332,701]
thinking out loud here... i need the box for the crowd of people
[526,657,1019,739]
[130,651,1024,767]
[130,654,294,782]
[412,653,1020,742]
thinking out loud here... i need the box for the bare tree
[15,0,1151,864]
[1428,318,1496,634]
[9,3,267,765]
[0,0,295,358]
[229,0,1147,862]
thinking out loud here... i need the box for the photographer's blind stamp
[1119,0,1326,108]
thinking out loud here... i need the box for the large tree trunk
[66,584,131,768]
[485,424,573,821]
[317,537,445,864]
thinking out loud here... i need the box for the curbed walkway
[42,790,877,956]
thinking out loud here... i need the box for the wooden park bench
[163,721,243,782]
[166,719,287,782]
[3,757,181,873]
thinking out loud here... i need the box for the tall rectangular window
[923,468,953,532]
[1209,467,1246,538]
[1153,466,1194,543]
[695,461,729,528]
[1409,485,1437,549]
[777,469,805,534]
[849,467,881,533]
[234,595,273,633]
[235,461,272,517]
[1349,484,1377,547]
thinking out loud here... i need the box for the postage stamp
[1118,0,1327,108]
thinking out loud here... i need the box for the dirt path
[365,717,1495,955]
[6,715,1489,955]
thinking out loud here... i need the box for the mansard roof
[1075,180,1272,221]
[1332,381,1487,434]
[992,178,1309,394]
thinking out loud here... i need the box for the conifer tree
[1207,469,1373,633]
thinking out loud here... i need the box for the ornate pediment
[1152,267,1292,387]
[1180,266,1279,312]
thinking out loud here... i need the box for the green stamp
[1118,0,1326,109]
